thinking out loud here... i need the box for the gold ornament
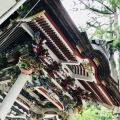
[82,61,93,73]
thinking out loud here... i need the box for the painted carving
[82,61,93,73]
[17,56,40,74]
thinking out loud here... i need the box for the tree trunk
[114,9,119,37]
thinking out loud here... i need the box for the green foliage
[17,4,29,12]
[113,37,120,48]
[73,102,113,120]
[18,3,31,12]
[89,28,108,40]
[109,0,120,9]
[118,58,120,63]
[114,23,119,31]
[17,1,34,12]
[0,90,3,94]
[118,58,120,69]
[67,0,120,52]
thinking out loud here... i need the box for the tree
[61,0,120,48]
[73,102,113,120]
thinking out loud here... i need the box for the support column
[0,73,32,120]
[68,109,74,120]
[113,106,120,120]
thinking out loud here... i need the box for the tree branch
[95,0,114,13]
[80,1,114,15]
[115,4,120,9]
[87,22,98,28]
[88,7,113,15]
[87,22,109,28]
[107,31,114,34]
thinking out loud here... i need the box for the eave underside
[0,0,120,114]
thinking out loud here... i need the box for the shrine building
[0,0,120,120]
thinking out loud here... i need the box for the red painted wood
[38,88,63,109]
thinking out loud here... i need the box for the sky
[61,0,120,39]
[61,0,102,38]
[61,0,88,28]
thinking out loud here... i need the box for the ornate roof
[0,0,120,119]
